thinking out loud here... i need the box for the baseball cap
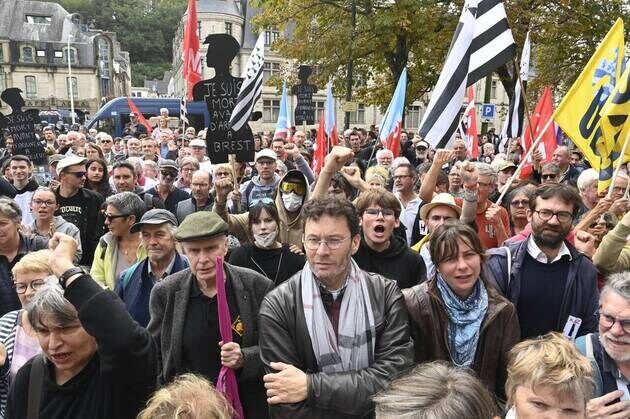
[159,159,179,171]
[57,156,87,175]
[255,149,277,162]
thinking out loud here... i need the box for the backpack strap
[27,354,46,419]
[99,237,108,260]
[119,262,140,293]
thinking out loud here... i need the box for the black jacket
[146,186,190,216]
[258,270,414,418]
[5,275,157,419]
[353,234,426,289]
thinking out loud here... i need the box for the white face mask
[253,230,278,249]
[282,192,303,212]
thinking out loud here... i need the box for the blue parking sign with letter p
[482,103,495,119]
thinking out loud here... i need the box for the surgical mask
[282,192,303,212]
[253,230,278,248]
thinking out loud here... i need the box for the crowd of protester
[0,113,627,418]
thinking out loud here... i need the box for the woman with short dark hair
[403,221,520,402]
[228,202,304,286]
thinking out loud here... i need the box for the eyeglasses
[215,172,231,178]
[68,171,86,178]
[364,208,395,218]
[100,139,112,143]
[533,209,573,223]
[104,212,130,222]
[510,199,529,207]
[415,146,427,151]
[279,182,306,195]
[14,279,46,294]
[599,312,630,334]
[303,236,350,250]
[32,199,56,207]
[393,175,412,181]
[541,174,557,180]
[257,160,276,167]
[249,197,274,207]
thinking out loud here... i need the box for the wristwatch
[59,267,88,289]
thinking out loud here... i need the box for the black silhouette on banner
[291,66,317,125]
[193,34,256,163]
[0,88,46,165]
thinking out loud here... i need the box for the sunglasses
[279,182,306,195]
[249,197,274,207]
[68,171,86,178]
[161,170,178,178]
[103,212,129,222]
[541,174,557,179]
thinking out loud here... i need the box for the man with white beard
[576,273,630,417]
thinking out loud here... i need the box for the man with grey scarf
[259,196,414,419]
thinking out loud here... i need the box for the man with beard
[575,273,630,417]
[486,183,599,340]
[146,160,190,215]
[176,170,214,223]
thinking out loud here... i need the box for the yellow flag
[554,18,625,192]
[598,64,630,191]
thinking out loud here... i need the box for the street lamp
[67,33,75,125]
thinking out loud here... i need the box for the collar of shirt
[316,276,348,301]
[147,254,177,280]
[527,235,572,263]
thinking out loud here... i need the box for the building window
[54,50,63,58]
[405,106,421,129]
[262,62,280,82]
[66,77,78,100]
[25,15,51,24]
[101,78,110,95]
[263,99,280,122]
[0,68,5,92]
[491,80,497,100]
[21,46,34,63]
[264,29,279,47]
[0,46,3,63]
[225,22,232,35]
[24,76,37,99]
[36,49,46,57]
[349,104,365,124]
[63,47,77,65]
[197,21,201,39]
[314,101,325,121]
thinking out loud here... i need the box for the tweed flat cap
[175,211,228,241]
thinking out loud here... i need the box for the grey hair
[541,162,560,174]
[373,361,497,419]
[26,283,78,331]
[577,168,598,192]
[475,162,498,183]
[0,197,21,222]
[105,191,147,223]
[601,272,630,302]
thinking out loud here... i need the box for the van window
[95,116,114,134]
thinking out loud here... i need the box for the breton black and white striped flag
[180,96,189,126]
[419,0,516,149]
[501,31,530,144]
[229,33,265,131]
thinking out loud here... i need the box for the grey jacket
[176,196,214,224]
[148,264,274,385]
[28,215,83,264]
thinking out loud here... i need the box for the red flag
[520,86,556,178]
[384,122,402,158]
[126,98,152,135]
[312,117,326,174]
[465,86,479,158]
[182,0,202,100]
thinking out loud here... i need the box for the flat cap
[159,159,178,171]
[130,209,178,233]
[175,211,228,241]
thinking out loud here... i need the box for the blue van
[86,97,209,137]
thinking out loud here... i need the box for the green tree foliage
[253,0,629,109]
[45,0,187,85]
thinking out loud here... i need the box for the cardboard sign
[192,34,255,163]
[291,66,317,125]
[0,88,46,165]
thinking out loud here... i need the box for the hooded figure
[214,169,310,248]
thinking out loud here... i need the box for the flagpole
[606,130,630,198]
[495,115,556,204]
[511,56,536,155]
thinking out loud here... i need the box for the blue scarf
[436,274,488,367]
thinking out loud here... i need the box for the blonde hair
[138,374,233,419]
[365,165,389,185]
[506,332,594,408]
[213,163,235,182]
[12,249,52,278]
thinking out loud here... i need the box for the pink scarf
[216,257,244,418]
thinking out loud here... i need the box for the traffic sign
[481,103,495,121]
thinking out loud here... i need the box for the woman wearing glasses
[403,221,519,403]
[27,187,83,264]
[229,201,304,287]
[0,250,52,416]
[90,192,147,290]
